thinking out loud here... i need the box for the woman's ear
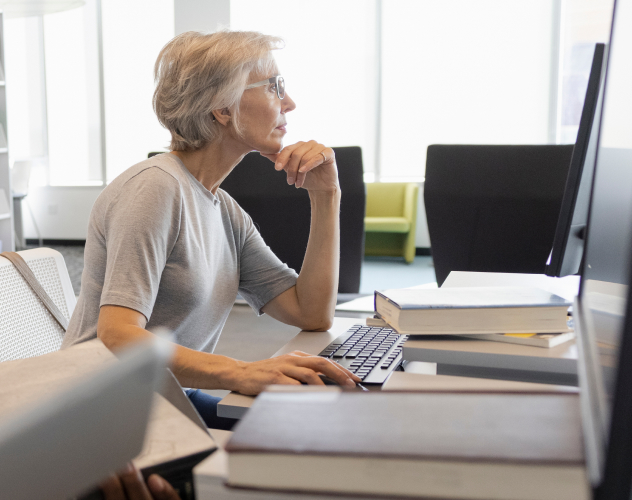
[213,108,231,126]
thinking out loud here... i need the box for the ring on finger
[319,151,327,162]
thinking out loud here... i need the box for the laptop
[0,339,172,500]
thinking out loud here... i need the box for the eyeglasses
[245,75,285,100]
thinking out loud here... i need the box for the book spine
[375,295,401,332]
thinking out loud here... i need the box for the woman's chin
[258,142,283,155]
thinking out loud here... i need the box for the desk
[218,317,360,419]
[218,316,577,419]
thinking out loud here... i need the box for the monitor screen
[575,0,632,494]
[545,43,607,278]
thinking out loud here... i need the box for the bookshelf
[0,12,12,252]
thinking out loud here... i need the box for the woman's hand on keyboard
[229,351,361,396]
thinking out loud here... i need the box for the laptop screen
[576,0,632,491]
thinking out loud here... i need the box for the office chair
[0,248,76,361]
[217,146,366,294]
[424,144,574,286]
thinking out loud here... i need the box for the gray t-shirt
[62,153,298,353]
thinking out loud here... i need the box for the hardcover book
[226,390,588,500]
[375,286,571,334]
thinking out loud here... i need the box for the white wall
[416,184,430,248]
[175,0,229,34]
[22,186,102,239]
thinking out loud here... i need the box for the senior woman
[61,30,360,429]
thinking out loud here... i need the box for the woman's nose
[282,92,297,113]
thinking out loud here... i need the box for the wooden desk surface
[218,318,360,419]
[218,317,578,419]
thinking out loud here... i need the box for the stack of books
[373,286,574,347]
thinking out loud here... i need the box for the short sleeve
[238,213,298,315]
[100,167,182,320]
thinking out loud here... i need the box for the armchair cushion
[365,217,410,233]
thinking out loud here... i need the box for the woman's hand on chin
[260,140,339,193]
[228,351,360,396]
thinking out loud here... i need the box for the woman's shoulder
[102,155,184,200]
[216,189,252,225]
[94,156,183,215]
[116,154,183,188]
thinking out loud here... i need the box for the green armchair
[364,182,419,263]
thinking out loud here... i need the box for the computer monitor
[573,0,632,497]
[545,43,607,278]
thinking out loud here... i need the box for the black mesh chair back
[424,144,574,286]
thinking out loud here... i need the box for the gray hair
[153,30,283,152]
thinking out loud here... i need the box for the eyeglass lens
[277,77,285,100]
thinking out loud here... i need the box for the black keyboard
[318,325,409,385]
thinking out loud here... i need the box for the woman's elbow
[299,314,334,332]
[96,324,127,351]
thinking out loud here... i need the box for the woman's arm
[98,304,359,394]
[260,141,341,331]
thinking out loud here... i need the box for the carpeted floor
[360,255,436,293]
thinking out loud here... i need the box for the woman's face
[235,71,296,154]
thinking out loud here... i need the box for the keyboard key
[333,350,348,358]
